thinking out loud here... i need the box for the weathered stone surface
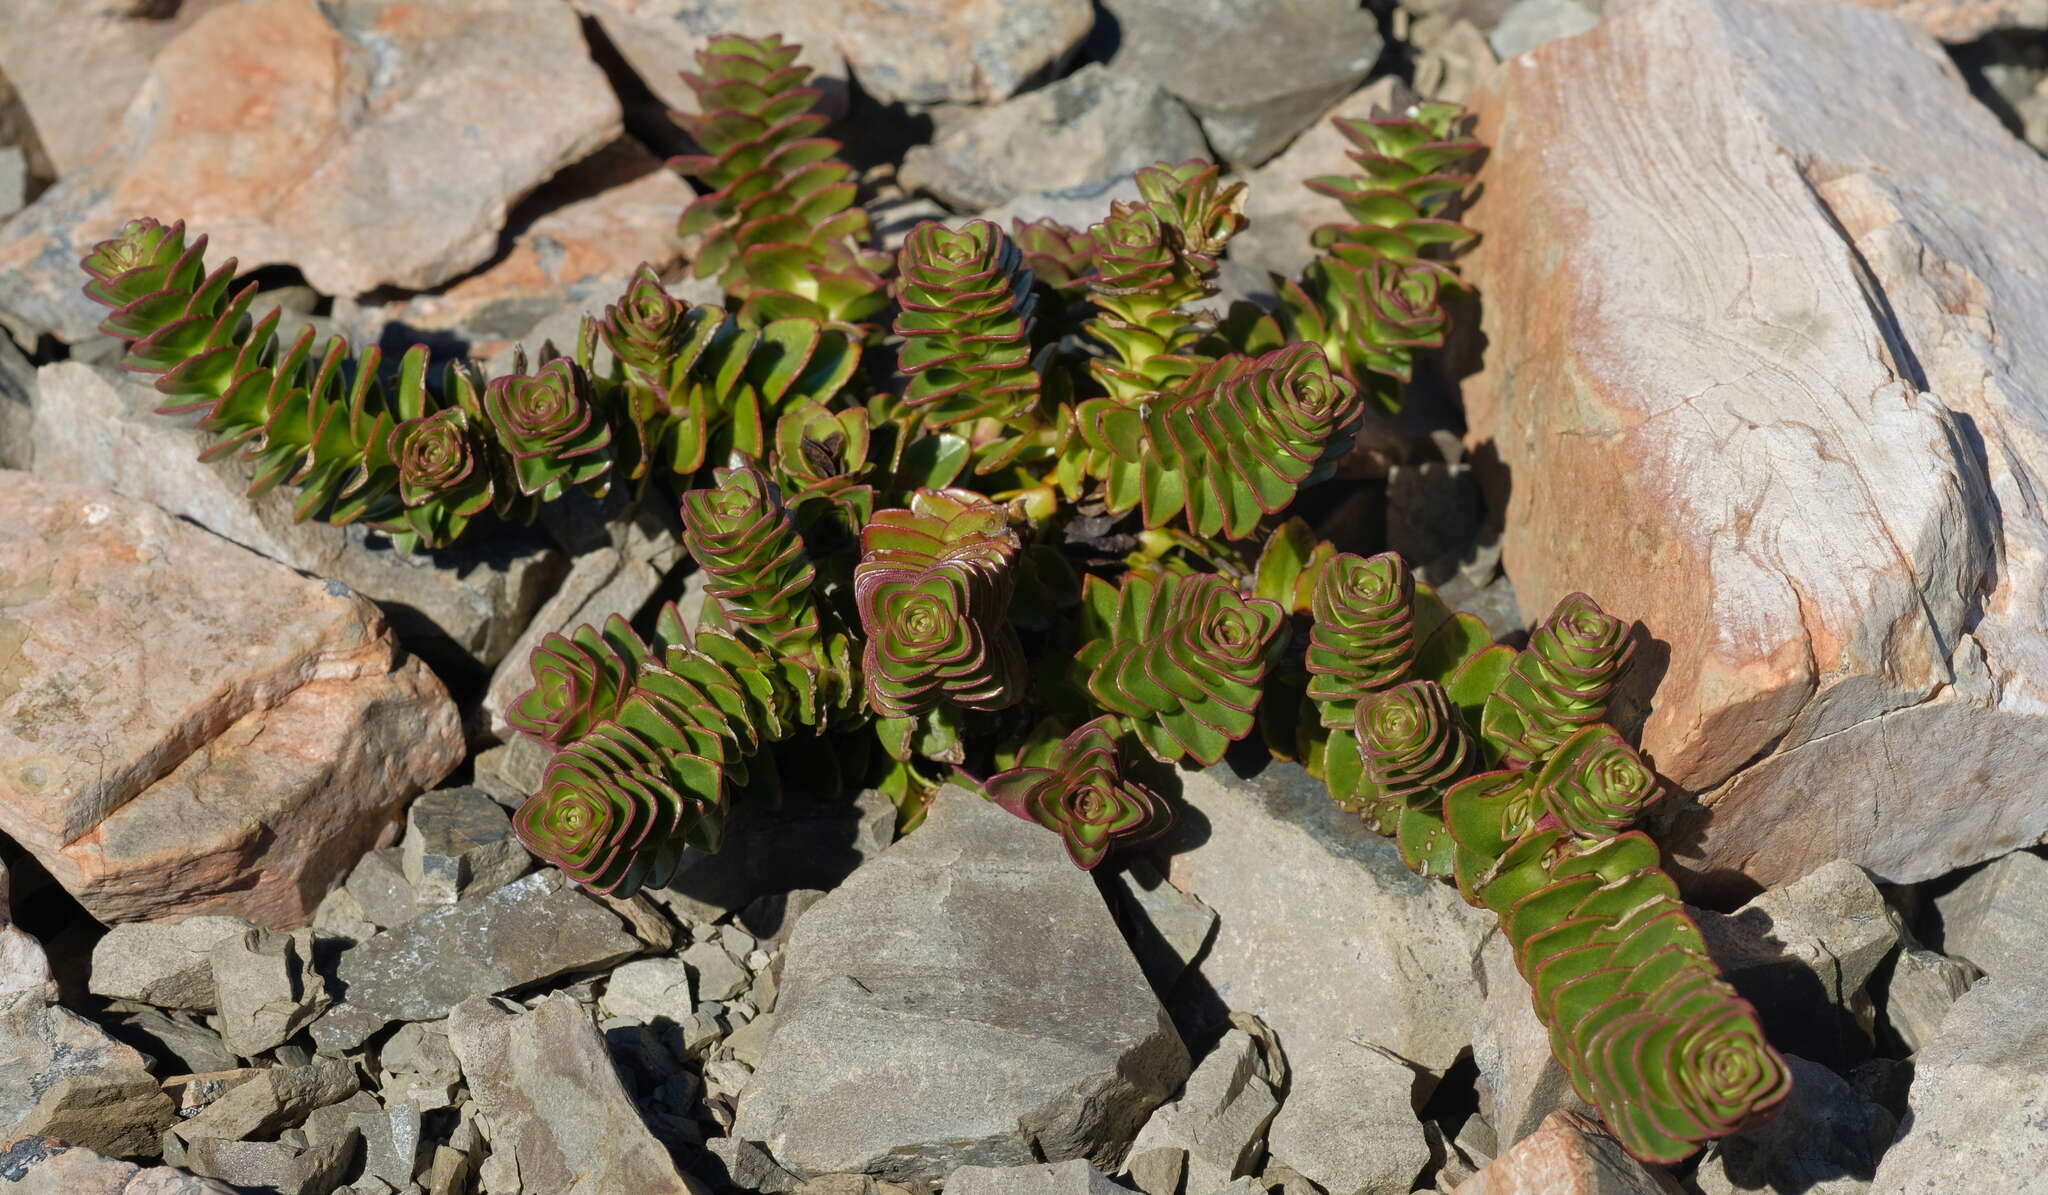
[734,786,1190,1181]
[1,1000,163,1153]
[655,788,895,924]
[8,1071,176,1159]
[0,473,461,925]
[0,0,621,346]
[0,1138,240,1195]
[342,849,417,931]
[107,1010,237,1077]
[401,787,527,906]
[1266,1037,1431,1195]
[1690,1054,1892,1195]
[949,1160,1127,1195]
[182,1132,358,1195]
[683,939,750,1003]
[1870,971,2046,1193]
[702,1136,804,1194]
[170,1058,358,1144]
[1162,763,1494,1073]
[1458,0,2048,892]
[448,992,703,1194]
[87,915,258,1011]
[1411,16,1500,105]
[1125,1032,1279,1195]
[1471,932,1589,1145]
[31,362,563,671]
[569,0,849,118]
[0,148,21,223]
[338,139,690,364]
[1104,0,1383,167]
[1930,847,2048,981]
[1106,858,1218,997]
[1489,0,1599,58]
[0,1,231,176]
[211,927,327,1057]
[832,0,1093,106]
[1,859,57,1015]
[0,322,30,472]
[1881,942,1979,1052]
[1451,1111,1681,1195]
[1836,0,2048,42]
[332,871,641,1027]
[901,65,1205,212]
[1126,1147,1185,1195]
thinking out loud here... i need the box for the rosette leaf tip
[1354,678,1472,807]
[987,717,1173,869]
[482,357,614,499]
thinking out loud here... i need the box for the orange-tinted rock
[1452,1111,1681,1195]
[1458,0,2048,894]
[0,472,462,926]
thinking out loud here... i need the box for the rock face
[901,65,1206,212]
[1265,1038,1431,1195]
[1162,763,1494,1073]
[1471,932,1588,1144]
[447,993,703,1195]
[1689,1055,1892,1195]
[1930,847,2048,981]
[1870,971,2048,1193]
[1,1000,167,1155]
[0,472,462,925]
[832,0,1094,106]
[733,786,1190,1181]
[1124,1031,1279,1195]
[1452,1111,1681,1195]
[570,0,851,118]
[1837,0,2048,42]
[88,915,258,1011]
[1103,0,1384,167]
[400,787,527,906]
[0,0,622,342]
[1457,0,2048,893]
[0,1139,240,1195]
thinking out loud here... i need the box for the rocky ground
[3,2,2048,1194]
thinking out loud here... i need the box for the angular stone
[1162,763,1494,1073]
[655,788,895,924]
[1470,931,1589,1146]
[211,927,328,1057]
[949,1160,1127,1195]
[1125,1032,1279,1195]
[30,362,563,673]
[1451,1111,1680,1194]
[401,787,526,906]
[8,1070,176,1159]
[332,871,641,1026]
[0,324,30,473]
[0,858,55,1012]
[833,0,1093,106]
[1488,0,1599,58]
[1103,0,1384,167]
[108,1009,238,1077]
[0,473,462,926]
[171,1058,359,1143]
[1127,1147,1186,1195]
[1690,1054,1891,1195]
[703,1137,804,1194]
[603,956,696,1024]
[1412,18,1500,105]
[0,1138,239,1195]
[733,787,1190,1181]
[1930,848,2048,981]
[1462,0,2048,894]
[0,0,620,336]
[88,915,259,1011]
[683,940,751,1004]
[343,850,418,930]
[1839,0,2048,42]
[1872,971,2047,1191]
[569,0,850,120]
[448,993,703,1194]
[183,1132,359,1195]
[1106,858,1217,997]
[901,65,1206,212]
[3,985,148,1139]
[1881,943,1979,1052]
[1266,1037,1431,1195]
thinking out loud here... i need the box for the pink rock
[1452,1111,1681,1195]
[1457,0,2048,894]
[0,472,462,926]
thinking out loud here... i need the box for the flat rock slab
[448,992,703,1195]
[1458,0,2048,892]
[0,1138,239,1195]
[0,472,461,925]
[333,871,641,1026]
[1163,762,1495,1073]
[1452,1111,1682,1195]
[733,786,1190,1182]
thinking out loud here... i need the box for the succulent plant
[679,464,821,652]
[1354,679,1473,807]
[388,407,494,545]
[1077,570,1287,765]
[506,615,651,747]
[1483,592,1637,767]
[511,718,724,896]
[1304,550,1416,724]
[987,716,1173,869]
[1536,724,1660,838]
[892,220,1040,430]
[482,358,615,499]
[1010,217,1096,296]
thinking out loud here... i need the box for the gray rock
[1931,847,2048,982]
[105,1008,239,1076]
[740,889,830,949]
[832,0,1093,105]
[655,788,895,924]
[603,956,697,1024]
[344,849,419,930]
[448,992,704,1194]
[1691,1054,1892,1195]
[184,1132,360,1195]
[704,1137,804,1194]
[570,0,850,121]
[0,316,29,472]
[1106,859,1218,997]
[401,787,527,905]
[902,65,1206,211]
[1412,16,1499,105]
[1489,0,1600,58]
[1233,76,1420,282]
[1871,972,2048,1193]
[7,1070,176,1159]
[1471,930,1591,1144]
[1103,0,1384,167]
[88,914,259,1011]
[172,1058,360,1144]
[212,927,328,1057]
[312,885,378,944]
[0,921,55,1016]
[1882,943,1980,1053]
[29,362,564,672]
[345,1100,424,1190]
[950,1160,1128,1195]
[1127,1147,1187,1195]
[0,1139,240,1194]
[684,940,752,1003]
[1125,1032,1279,1194]
[733,786,1190,1181]
[332,871,642,1028]
[470,736,550,811]
[0,147,20,221]
[1160,763,1494,1073]
[972,176,1143,239]
[1265,1037,1430,1195]
[1387,463,1488,584]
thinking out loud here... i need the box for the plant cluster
[75,30,1782,1162]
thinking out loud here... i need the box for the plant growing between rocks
[73,29,1786,1165]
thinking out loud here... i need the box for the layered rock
[1458,0,2048,892]
[0,472,461,925]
